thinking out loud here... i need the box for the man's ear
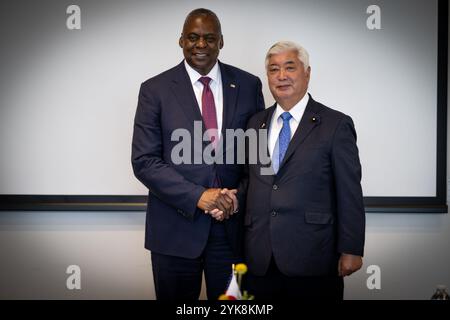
[306,66,311,80]
[219,35,224,49]
[179,35,184,48]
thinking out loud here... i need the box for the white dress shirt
[184,60,223,137]
[268,93,309,160]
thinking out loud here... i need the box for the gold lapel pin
[261,123,266,128]
[230,84,236,88]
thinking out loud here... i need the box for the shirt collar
[274,93,310,123]
[184,60,220,86]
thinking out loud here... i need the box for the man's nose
[195,37,207,48]
[278,68,287,80]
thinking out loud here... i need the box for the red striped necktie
[199,76,220,187]
[199,76,218,149]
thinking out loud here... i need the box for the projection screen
[0,0,447,212]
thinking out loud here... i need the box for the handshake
[197,188,239,221]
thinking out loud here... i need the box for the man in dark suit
[131,8,264,300]
[239,41,365,300]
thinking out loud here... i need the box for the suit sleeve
[131,83,205,219]
[331,115,366,256]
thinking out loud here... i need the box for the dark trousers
[151,220,242,301]
[244,257,344,300]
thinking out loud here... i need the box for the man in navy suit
[238,41,365,300]
[131,8,264,300]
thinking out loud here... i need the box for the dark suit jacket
[132,61,264,259]
[240,95,365,277]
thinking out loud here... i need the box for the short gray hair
[265,41,310,70]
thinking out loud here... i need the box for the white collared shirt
[184,60,223,136]
[268,93,310,159]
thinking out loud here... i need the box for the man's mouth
[193,53,208,58]
[277,84,291,91]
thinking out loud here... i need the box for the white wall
[0,211,153,299]
[1,209,449,300]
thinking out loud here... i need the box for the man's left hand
[338,253,363,277]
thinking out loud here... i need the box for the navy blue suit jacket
[132,61,264,258]
[240,95,365,276]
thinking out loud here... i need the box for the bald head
[182,8,222,35]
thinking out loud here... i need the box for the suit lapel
[170,61,203,124]
[260,104,276,159]
[255,105,276,184]
[278,95,321,170]
[220,62,239,135]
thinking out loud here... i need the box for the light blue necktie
[273,112,292,173]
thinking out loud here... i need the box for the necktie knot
[280,112,292,122]
[199,76,212,87]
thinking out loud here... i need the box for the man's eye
[188,35,198,42]
[206,37,216,43]
[269,68,279,72]
[286,67,295,71]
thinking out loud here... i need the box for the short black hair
[183,8,222,34]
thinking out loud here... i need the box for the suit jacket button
[272,184,278,190]
[271,211,277,217]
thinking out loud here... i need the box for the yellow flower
[235,263,248,275]
[218,294,230,300]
